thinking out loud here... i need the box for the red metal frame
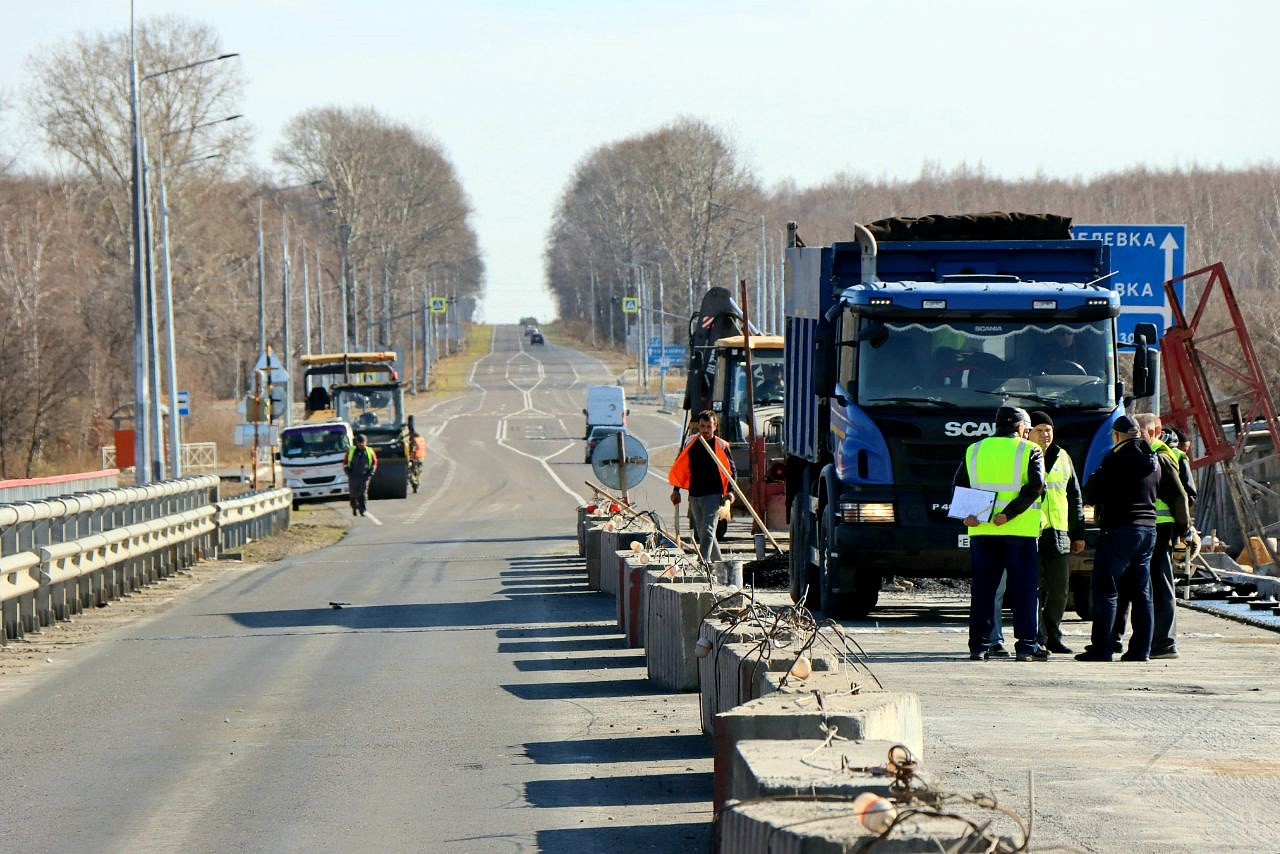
[1162,262,1280,469]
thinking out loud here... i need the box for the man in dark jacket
[344,433,378,517]
[1077,416,1188,662]
[1111,413,1194,658]
[1028,411,1085,654]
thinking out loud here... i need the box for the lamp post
[155,115,242,477]
[129,40,239,482]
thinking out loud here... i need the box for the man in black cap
[1028,411,1085,653]
[953,406,1048,661]
[1077,415,1187,661]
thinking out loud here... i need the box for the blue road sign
[622,297,639,314]
[1072,224,1186,347]
[177,390,190,417]
[647,344,686,367]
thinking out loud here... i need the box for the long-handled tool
[696,435,785,555]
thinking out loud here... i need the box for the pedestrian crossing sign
[430,297,447,313]
[622,297,639,314]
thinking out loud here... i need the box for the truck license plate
[957,535,970,548]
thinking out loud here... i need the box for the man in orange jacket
[669,410,736,561]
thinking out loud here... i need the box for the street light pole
[128,37,152,484]
[128,44,240,482]
[141,138,165,479]
[281,213,293,427]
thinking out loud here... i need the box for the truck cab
[785,213,1125,617]
[709,334,787,528]
[279,419,354,508]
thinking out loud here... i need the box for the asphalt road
[0,325,706,853]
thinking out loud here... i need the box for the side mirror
[273,451,281,461]
[1131,322,1159,399]
[581,408,587,415]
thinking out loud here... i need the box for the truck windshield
[728,350,786,418]
[281,427,349,458]
[334,387,402,430]
[855,318,1115,409]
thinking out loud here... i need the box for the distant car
[585,426,626,464]
[524,325,536,337]
[530,332,544,344]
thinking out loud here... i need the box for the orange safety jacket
[409,434,427,461]
[668,435,733,495]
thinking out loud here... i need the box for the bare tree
[275,106,481,351]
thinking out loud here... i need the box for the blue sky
[3,1,1274,323]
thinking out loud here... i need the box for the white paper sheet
[948,486,997,522]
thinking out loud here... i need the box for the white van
[582,385,628,438]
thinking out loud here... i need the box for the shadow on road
[524,734,706,764]
[497,637,623,653]
[502,677,654,700]
[525,772,713,806]
[536,823,708,853]
[511,653,645,672]
[494,624,617,638]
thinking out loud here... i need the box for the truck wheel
[816,504,848,616]
[817,504,879,619]
[789,492,819,609]
[1071,574,1093,621]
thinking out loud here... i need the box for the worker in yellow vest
[1028,411,1085,654]
[952,406,1048,661]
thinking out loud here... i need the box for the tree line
[546,128,1280,405]
[0,17,481,477]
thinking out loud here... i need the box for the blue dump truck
[784,212,1155,618]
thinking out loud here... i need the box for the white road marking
[363,512,383,526]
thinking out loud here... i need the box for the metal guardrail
[0,477,292,643]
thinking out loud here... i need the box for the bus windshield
[854,317,1116,410]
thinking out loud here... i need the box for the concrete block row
[574,506,940,853]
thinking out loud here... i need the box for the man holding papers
[952,406,1048,662]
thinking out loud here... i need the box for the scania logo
[944,421,996,437]
[974,325,1003,332]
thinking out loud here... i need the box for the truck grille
[303,475,336,485]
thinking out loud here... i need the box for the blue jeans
[1090,525,1156,659]
[969,536,1039,655]
[1112,523,1178,654]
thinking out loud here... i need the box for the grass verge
[426,323,493,394]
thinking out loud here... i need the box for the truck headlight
[838,501,895,523]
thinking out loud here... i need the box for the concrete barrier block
[577,507,608,557]
[584,524,606,589]
[697,616,843,736]
[729,738,906,804]
[713,690,924,809]
[644,581,719,691]
[601,530,649,597]
[718,800,981,853]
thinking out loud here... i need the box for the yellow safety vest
[1041,449,1074,533]
[1150,438,1185,524]
[964,436,1041,538]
